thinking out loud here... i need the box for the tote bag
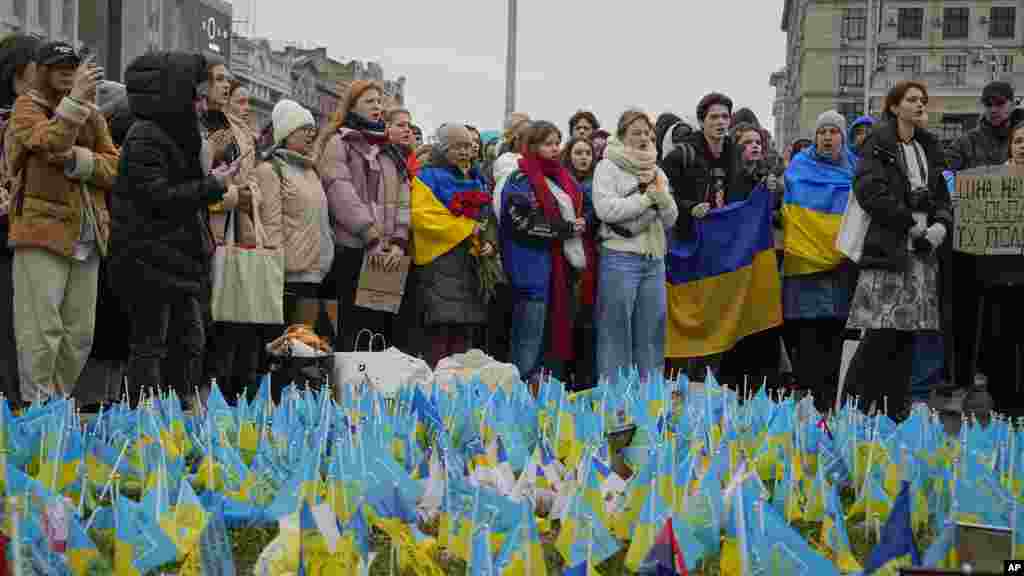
[211,196,284,324]
[836,189,870,263]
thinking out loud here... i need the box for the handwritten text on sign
[953,167,1024,255]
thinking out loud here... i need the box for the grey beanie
[816,110,847,135]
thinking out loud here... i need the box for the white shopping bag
[333,329,432,398]
[434,349,521,395]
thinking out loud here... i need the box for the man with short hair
[946,81,1024,415]
[948,81,1015,170]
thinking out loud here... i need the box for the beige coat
[208,112,261,245]
[255,150,331,282]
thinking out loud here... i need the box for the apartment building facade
[774,0,1024,149]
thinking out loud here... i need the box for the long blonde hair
[313,79,384,164]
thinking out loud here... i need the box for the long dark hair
[561,136,595,182]
[0,34,42,108]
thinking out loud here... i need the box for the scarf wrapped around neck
[517,153,581,362]
[604,137,657,183]
[344,112,410,181]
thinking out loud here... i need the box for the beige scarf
[604,136,657,183]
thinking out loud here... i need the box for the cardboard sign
[953,165,1024,255]
[354,254,411,314]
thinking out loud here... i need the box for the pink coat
[318,128,410,250]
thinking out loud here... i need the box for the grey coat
[420,240,488,326]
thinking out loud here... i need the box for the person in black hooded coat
[109,52,233,405]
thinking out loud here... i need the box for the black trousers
[845,328,914,418]
[783,318,847,413]
[0,244,19,406]
[721,327,783,393]
[205,320,267,401]
[127,285,206,405]
[320,246,394,352]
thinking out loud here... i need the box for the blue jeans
[510,297,547,381]
[595,247,667,383]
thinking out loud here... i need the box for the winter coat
[318,127,411,251]
[592,159,677,258]
[416,163,489,326]
[661,131,737,240]
[946,117,1010,171]
[205,110,261,246]
[255,149,333,283]
[6,88,119,258]
[109,51,224,296]
[854,121,952,272]
[499,173,576,300]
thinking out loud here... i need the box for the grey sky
[232,0,787,139]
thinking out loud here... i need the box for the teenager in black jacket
[109,52,236,405]
[844,81,953,420]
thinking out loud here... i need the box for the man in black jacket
[946,81,1024,415]
[109,52,236,405]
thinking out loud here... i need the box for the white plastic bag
[433,349,520,395]
[333,330,433,398]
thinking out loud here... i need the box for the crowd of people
[1,36,1020,421]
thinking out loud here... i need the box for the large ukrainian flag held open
[781,150,853,276]
[666,185,782,358]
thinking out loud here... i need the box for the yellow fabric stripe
[666,249,782,358]
[410,178,475,266]
[781,204,843,277]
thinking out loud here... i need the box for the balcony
[869,69,994,93]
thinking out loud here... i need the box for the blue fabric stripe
[666,185,776,284]
[782,149,854,215]
[418,165,486,208]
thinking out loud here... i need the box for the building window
[999,55,1014,73]
[894,55,921,74]
[991,7,1016,39]
[943,7,970,39]
[837,102,865,126]
[839,55,865,87]
[898,7,924,39]
[943,54,968,73]
[843,7,866,40]
[37,0,50,34]
[62,0,75,39]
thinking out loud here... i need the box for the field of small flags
[0,367,1019,575]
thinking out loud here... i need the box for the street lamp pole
[863,0,874,116]
[504,0,518,121]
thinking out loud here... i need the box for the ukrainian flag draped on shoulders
[665,184,782,358]
[411,164,487,265]
[781,147,855,277]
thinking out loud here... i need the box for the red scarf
[406,151,421,178]
[518,154,581,362]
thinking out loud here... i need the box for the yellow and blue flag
[863,481,920,574]
[410,172,477,266]
[781,148,854,276]
[665,185,782,358]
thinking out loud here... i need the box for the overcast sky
[230,0,787,138]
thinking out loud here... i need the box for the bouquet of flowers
[449,189,505,303]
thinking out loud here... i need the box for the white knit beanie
[272,99,314,145]
[815,110,847,135]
